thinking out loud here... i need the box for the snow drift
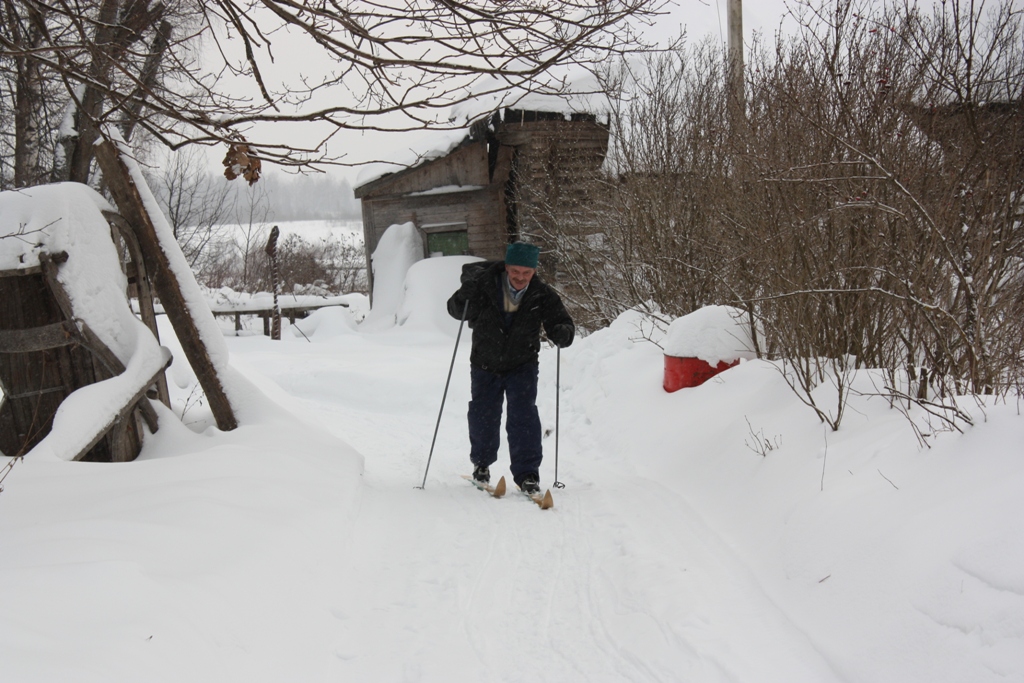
[1,230,1021,683]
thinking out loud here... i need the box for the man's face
[506,264,536,290]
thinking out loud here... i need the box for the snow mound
[360,222,422,331]
[663,305,759,365]
[358,222,481,336]
[397,255,482,335]
[292,306,358,340]
[0,182,113,270]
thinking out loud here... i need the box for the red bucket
[663,356,739,392]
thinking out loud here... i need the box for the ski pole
[553,345,565,489]
[418,299,469,489]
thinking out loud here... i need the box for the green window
[427,230,469,256]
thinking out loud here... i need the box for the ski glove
[548,323,574,348]
[449,261,489,320]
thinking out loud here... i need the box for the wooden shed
[355,108,610,290]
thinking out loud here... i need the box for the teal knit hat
[505,242,540,269]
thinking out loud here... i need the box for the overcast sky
[653,0,795,45]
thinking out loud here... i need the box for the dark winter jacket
[447,261,574,374]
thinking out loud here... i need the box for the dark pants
[468,363,542,485]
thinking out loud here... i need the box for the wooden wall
[0,266,142,461]
[360,187,507,260]
[499,117,610,274]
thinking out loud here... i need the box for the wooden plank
[102,210,169,408]
[95,139,237,432]
[0,265,43,278]
[69,363,167,462]
[0,321,77,353]
[38,252,162,433]
[210,303,347,321]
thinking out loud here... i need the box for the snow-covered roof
[448,69,612,125]
[355,128,471,189]
[355,69,610,189]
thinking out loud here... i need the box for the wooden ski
[462,474,506,498]
[520,487,554,510]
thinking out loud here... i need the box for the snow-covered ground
[2,253,1023,681]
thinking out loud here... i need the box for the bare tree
[233,182,272,292]
[147,146,232,267]
[0,0,668,187]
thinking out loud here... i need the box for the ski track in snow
[230,333,841,683]
[5,309,1021,682]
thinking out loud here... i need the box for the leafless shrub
[275,232,367,295]
[0,454,22,495]
[194,228,367,297]
[737,0,1024,425]
[744,417,781,457]
[542,0,1023,431]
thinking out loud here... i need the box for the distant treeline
[229,172,362,223]
[144,147,364,234]
[262,172,362,222]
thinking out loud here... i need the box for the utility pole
[727,0,745,134]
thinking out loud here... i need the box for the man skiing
[446,242,574,495]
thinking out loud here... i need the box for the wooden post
[727,1,750,181]
[95,140,238,432]
[264,226,281,340]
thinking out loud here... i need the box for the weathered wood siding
[499,117,610,273]
[358,140,510,277]
[499,119,609,217]
[0,265,141,461]
[362,187,507,260]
